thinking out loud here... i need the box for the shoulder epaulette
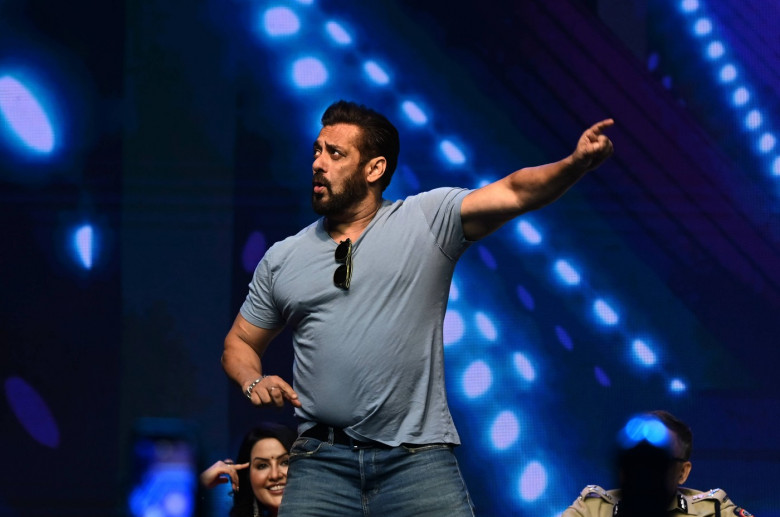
[578,485,617,504]
[689,488,729,504]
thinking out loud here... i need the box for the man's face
[311,123,369,216]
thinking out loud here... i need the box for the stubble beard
[311,166,369,216]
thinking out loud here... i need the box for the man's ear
[678,461,692,485]
[365,156,387,185]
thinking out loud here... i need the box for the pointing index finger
[592,118,615,133]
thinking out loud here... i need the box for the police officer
[563,411,753,517]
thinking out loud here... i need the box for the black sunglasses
[333,238,353,289]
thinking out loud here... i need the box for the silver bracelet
[244,375,267,400]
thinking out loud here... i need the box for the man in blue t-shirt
[222,100,614,516]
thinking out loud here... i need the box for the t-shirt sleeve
[416,187,473,259]
[239,253,285,329]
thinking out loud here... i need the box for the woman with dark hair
[201,423,297,517]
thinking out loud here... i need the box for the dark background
[1,0,778,515]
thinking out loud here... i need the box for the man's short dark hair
[321,100,400,191]
[649,410,693,461]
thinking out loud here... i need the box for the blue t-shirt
[240,187,472,446]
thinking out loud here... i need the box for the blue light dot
[647,52,660,72]
[719,64,737,82]
[513,352,536,382]
[518,461,547,502]
[516,220,542,245]
[462,360,492,398]
[670,378,687,393]
[620,415,670,449]
[0,75,55,154]
[439,139,466,165]
[443,310,465,346]
[680,0,699,13]
[706,41,724,59]
[555,325,574,351]
[732,87,750,106]
[74,224,94,270]
[490,411,520,450]
[477,245,497,270]
[363,60,390,85]
[758,133,776,153]
[745,109,762,130]
[262,7,300,37]
[772,156,780,176]
[449,280,460,301]
[693,18,712,36]
[553,259,581,286]
[516,285,535,311]
[291,57,328,88]
[401,100,428,125]
[475,312,497,341]
[594,366,611,387]
[593,298,619,325]
[631,338,657,366]
[325,21,352,45]
[4,376,60,448]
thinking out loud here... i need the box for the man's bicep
[460,180,524,241]
[228,313,283,357]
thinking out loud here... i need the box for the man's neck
[325,197,383,243]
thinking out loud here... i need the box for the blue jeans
[278,433,475,516]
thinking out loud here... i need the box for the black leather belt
[301,424,392,449]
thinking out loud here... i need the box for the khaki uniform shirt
[562,485,754,517]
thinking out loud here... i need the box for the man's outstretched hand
[572,119,615,172]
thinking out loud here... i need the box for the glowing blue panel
[513,352,536,382]
[490,410,520,450]
[732,87,750,106]
[462,360,492,398]
[555,325,574,351]
[363,60,390,85]
[443,310,465,346]
[325,21,352,45]
[772,156,780,176]
[475,312,497,341]
[594,366,611,387]
[693,18,712,36]
[439,139,466,165]
[631,338,657,366]
[74,224,94,270]
[518,461,547,502]
[618,415,671,449]
[680,0,699,13]
[262,7,300,37]
[292,57,328,88]
[449,280,460,301]
[4,376,60,448]
[593,298,619,325]
[706,41,724,60]
[745,109,762,130]
[758,133,776,153]
[719,64,737,83]
[0,75,55,153]
[516,285,535,311]
[669,378,687,393]
[401,100,428,125]
[553,259,581,286]
[647,52,660,72]
[516,220,542,245]
[477,245,497,270]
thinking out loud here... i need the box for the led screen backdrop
[1,0,778,516]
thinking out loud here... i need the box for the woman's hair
[230,423,297,517]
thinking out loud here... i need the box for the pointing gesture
[572,118,615,172]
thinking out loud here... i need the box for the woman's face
[249,438,289,510]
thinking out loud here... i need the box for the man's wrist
[244,375,267,400]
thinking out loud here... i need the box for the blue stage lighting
[4,376,60,448]
[477,245,497,270]
[706,40,724,59]
[443,309,465,346]
[490,410,520,450]
[593,298,619,325]
[291,57,328,88]
[693,18,712,36]
[0,75,55,154]
[73,224,95,270]
[669,378,687,393]
[363,60,390,85]
[439,139,466,165]
[516,220,542,245]
[325,21,352,45]
[475,312,497,341]
[719,64,737,82]
[758,133,776,153]
[553,259,581,286]
[680,0,699,13]
[262,6,300,37]
[631,338,657,366]
[647,52,660,72]
[732,87,750,106]
[594,366,611,387]
[462,360,492,398]
[513,352,536,382]
[555,325,574,351]
[401,100,428,125]
[773,156,780,176]
[516,285,535,311]
[518,461,547,502]
[745,109,762,130]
